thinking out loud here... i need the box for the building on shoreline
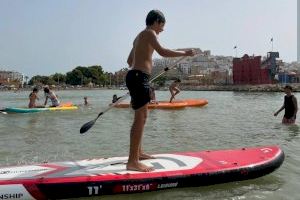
[0,70,24,88]
[152,48,233,85]
[233,52,279,85]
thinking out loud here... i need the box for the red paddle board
[0,145,284,199]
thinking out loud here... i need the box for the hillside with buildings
[1,48,300,91]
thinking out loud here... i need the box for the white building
[0,70,24,84]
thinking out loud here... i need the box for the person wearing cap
[274,85,298,124]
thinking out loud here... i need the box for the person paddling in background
[169,78,181,103]
[125,9,196,172]
[274,85,298,124]
[28,87,41,108]
[44,87,60,107]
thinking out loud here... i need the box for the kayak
[0,145,284,199]
[115,101,188,109]
[4,106,78,113]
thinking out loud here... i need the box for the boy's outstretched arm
[148,31,195,57]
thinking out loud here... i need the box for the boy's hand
[184,49,197,56]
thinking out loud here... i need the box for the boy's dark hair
[146,10,165,26]
[284,85,293,91]
[44,87,49,93]
[33,87,38,92]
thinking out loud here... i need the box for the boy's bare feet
[139,153,155,160]
[126,161,154,172]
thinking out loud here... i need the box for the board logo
[0,193,23,199]
[261,148,273,153]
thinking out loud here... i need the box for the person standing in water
[274,85,298,124]
[125,9,196,172]
[44,87,60,107]
[169,78,181,103]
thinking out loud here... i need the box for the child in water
[274,85,298,124]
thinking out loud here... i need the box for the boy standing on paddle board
[274,85,298,124]
[126,10,196,172]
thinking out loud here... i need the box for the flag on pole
[271,38,273,42]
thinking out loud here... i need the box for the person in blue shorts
[125,9,196,172]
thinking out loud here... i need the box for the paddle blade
[80,119,96,134]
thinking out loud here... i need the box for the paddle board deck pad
[0,145,284,199]
[4,106,78,113]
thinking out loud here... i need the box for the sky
[0,0,297,77]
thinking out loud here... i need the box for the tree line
[28,65,129,87]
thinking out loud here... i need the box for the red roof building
[233,52,279,85]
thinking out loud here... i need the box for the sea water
[0,90,299,200]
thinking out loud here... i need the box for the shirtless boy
[126,10,196,172]
[169,79,181,103]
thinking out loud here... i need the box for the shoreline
[1,84,299,92]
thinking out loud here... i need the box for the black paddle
[0,109,7,114]
[80,56,191,134]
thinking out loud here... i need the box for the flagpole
[271,38,273,52]
[233,45,237,57]
[272,41,273,52]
